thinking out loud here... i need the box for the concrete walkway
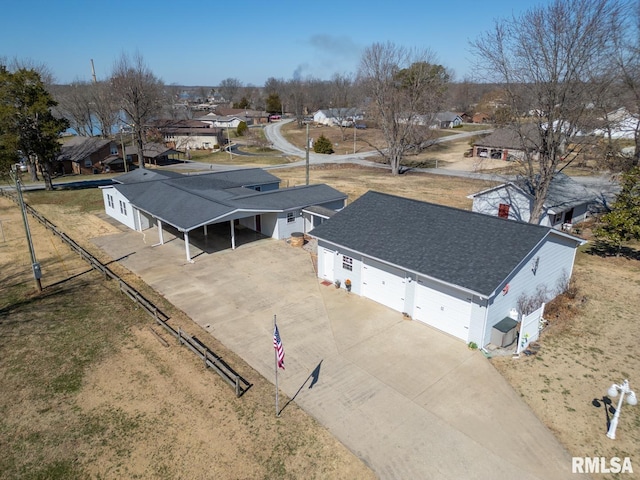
[92,227,575,480]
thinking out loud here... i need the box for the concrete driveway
[92,227,575,480]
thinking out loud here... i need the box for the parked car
[355,123,367,129]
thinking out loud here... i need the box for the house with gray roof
[468,172,596,230]
[311,191,584,347]
[473,124,542,160]
[313,108,363,126]
[101,168,346,261]
[57,136,119,175]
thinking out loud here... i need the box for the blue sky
[2,0,551,86]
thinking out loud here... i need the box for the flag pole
[274,314,279,417]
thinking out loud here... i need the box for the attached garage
[413,277,472,342]
[311,191,585,347]
[362,259,406,312]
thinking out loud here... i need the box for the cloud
[308,34,361,59]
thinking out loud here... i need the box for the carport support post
[229,220,236,250]
[204,224,208,237]
[184,231,191,262]
[157,220,164,245]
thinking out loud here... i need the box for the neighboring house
[125,143,182,166]
[468,172,597,229]
[216,107,269,125]
[410,112,463,129]
[459,112,473,123]
[196,113,248,129]
[311,191,584,347]
[591,107,640,140]
[434,111,463,128]
[149,119,222,150]
[101,168,347,262]
[473,124,542,160]
[472,112,492,124]
[57,136,119,175]
[313,108,363,126]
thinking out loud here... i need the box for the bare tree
[218,78,242,105]
[55,80,96,136]
[471,0,624,223]
[327,73,359,140]
[91,80,120,137]
[357,42,450,175]
[110,53,163,169]
[610,1,640,167]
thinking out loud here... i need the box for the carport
[102,168,347,262]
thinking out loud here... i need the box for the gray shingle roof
[112,168,345,232]
[474,124,541,150]
[58,137,111,162]
[310,191,572,297]
[518,172,596,210]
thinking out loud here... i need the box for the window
[498,203,510,219]
[287,212,295,223]
[119,200,127,216]
[110,143,118,155]
[342,256,353,271]
[107,194,114,209]
[84,158,93,167]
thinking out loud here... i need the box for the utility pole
[120,126,129,173]
[305,122,310,185]
[90,59,97,84]
[11,166,42,292]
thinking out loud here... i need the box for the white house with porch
[101,168,346,262]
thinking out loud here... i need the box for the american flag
[273,324,285,370]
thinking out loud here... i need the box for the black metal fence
[0,188,251,397]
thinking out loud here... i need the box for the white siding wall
[260,213,278,237]
[102,187,136,230]
[472,186,532,223]
[468,299,488,346]
[276,210,305,239]
[481,234,579,347]
[317,242,364,293]
[169,134,219,149]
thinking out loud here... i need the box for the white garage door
[413,278,472,341]
[362,260,406,312]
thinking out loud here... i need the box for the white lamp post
[606,379,637,439]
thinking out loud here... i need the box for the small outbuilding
[311,191,584,347]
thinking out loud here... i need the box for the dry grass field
[1,161,639,478]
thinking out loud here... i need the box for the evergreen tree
[595,167,640,255]
[265,93,282,114]
[0,65,68,188]
[236,121,248,137]
[313,135,334,154]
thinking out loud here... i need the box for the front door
[563,208,574,224]
[255,215,261,232]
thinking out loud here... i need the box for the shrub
[314,135,334,154]
[236,121,248,137]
